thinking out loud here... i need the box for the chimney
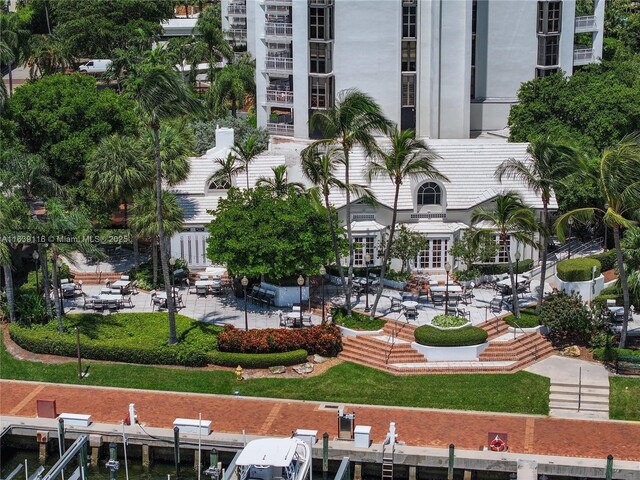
[215,127,235,150]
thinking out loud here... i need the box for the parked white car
[78,59,112,74]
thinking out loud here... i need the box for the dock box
[173,418,212,435]
[58,413,92,427]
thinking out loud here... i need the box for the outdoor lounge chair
[196,285,208,297]
[152,296,166,311]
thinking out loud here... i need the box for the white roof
[350,220,386,233]
[235,438,305,467]
[405,221,468,234]
[176,195,221,225]
[325,140,555,211]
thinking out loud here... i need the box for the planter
[382,279,407,290]
[411,342,489,361]
[556,274,605,302]
[261,281,308,308]
[428,321,472,331]
[338,326,384,338]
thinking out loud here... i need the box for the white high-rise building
[222,0,605,139]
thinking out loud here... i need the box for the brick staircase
[69,270,125,285]
[338,316,557,375]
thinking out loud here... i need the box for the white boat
[235,437,312,480]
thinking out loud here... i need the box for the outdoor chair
[210,283,222,295]
[302,313,313,327]
[101,287,112,295]
[79,294,91,310]
[130,280,139,295]
[149,290,157,305]
[75,281,83,293]
[92,298,104,312]
[196,285,208,297]
[431,293,445,306]
[63,288,76,299]
[490,298,503,313]
[152,296,166,311]
[123,294,134,308]
[174,294,184,309]
[390,297,403,312]
[404,306,418,321]
[185,279,196,295]
[447,296,459,309]
[456,308,471,321]
[106,299,120,314]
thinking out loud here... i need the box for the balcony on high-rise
[264,22,293,40]
[227,2,247,16]
[574,15,598,33]
[573,47,594,65]
[265,56,293,73]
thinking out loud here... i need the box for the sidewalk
[1,380,638,461]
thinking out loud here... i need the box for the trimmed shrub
[217,324,342,357]
[431,315,468,328]
[332,308,385,331]
[8,313,221,367]
[474,260,534,276]
[592,347,640,362]
[600,285,621,296]
[593,294,621,311]
[453,268,482,282]
[588,250,616,272]
[414,325,488,347]
[209,349,308,368]
[504,309,540,328]
[556,258,601,282]
[539,292,595,345]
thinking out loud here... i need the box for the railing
[410,212,446,220]
[265,56,293,71]
[267,122,294,135]
[227,3,246,15]
[266,4,291,14]
[264,0,292,5]
[574,47,594,64]
[226,29,247,40]
[266,89,294,105]
[265,22,293,37]
[575,15,597,32]
[334,457,351,480]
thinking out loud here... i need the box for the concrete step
[550,385,610,397]
[549,401,610,413]
[549,394,609,406]
[550,381,609,390]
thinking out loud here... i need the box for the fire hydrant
[235,365,244,381]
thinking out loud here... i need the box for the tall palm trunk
[2,262,16,322]
[613,225,631,348]
[39,245,53,321]
[505,235,520,319]
[8,67,13,95]
[51,253,63,333]
[153,126,177,345]
[371,183,400,316]
[231,97,237,119]
[245,166,249,190]
[536,203,549,312]
[324,191,347,301]
[343,146,353,315]
[132,228,140,270]
[152,237,158,285]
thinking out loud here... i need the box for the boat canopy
[235,438,304,468]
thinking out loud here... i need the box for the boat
[234,437,312,480]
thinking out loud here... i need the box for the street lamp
[364,253,371,312]
[319,265,326,323]
[297,275,305,328]
[32,251,39,295]
[515,249,521,298]
[241,276,249,331]
[567,217,574,259]
[169,257,176,290]
[444,262,451,316]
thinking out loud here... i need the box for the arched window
[417,182,442,205]
[208,179,230,190]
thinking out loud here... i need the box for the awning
[350,220,387,233]
[404,221,468,235]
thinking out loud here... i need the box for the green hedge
[209,349,308,368]
[592,294,621,310]
[414,325,488,347]
[592,347,640,362]
[332,308,386,330]
[556,258,601,282]
[588,250,616,272]
[9,313,221,367]
[474,260,534,276]
[504,309,540,328]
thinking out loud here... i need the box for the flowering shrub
[431,314,468,328]
[217,324,342,357]
[539,292,594,345]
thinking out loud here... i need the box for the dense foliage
[556,258,602,282]
[331,308,386,330]
[3,74,138,184]
[503,309,540,328]
[539,292,594,345]
[431,315,468,328]
[588,250,617,272]
[217,324,342,357]
[191,118,269,156]
[9,313,223,367]
[210,349,308,368]
[386,225,428,273]
[414,325,488,347]
[207,187,339,278]
[450,230,498,270]
[473,260,534,276]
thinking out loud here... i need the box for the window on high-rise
[309,76,334,109]
[471,0,478,99]
[310,42,331,74]
[309,6,332,40]
[537,35,559,66]
[401,74,416,107]
[401,41,416,71]
[537,1,562,34]
[402,1,416,38]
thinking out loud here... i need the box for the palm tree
[0,244,14,322]
[230,134,268,189]
[207,153,244,189]
[556,134,640,348]
[367,127,448,316]
[301,146,375,299]
[195,3,233,81]
[256,165,304,197]
[472,192,540,319]
[304,89,391,314]
[140,123,194,186]
[129,188,185,287]
[206,56,255,118]
[621,227,640,309]
[0,39,13,109]
[0,12,30,95]
[495,138,579,312]
[26,33,74,78]
[123,62,200,345]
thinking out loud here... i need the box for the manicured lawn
[1,339,549,415]
[610,377,640,421]
[332,309,386,330]
[504,309,540,328]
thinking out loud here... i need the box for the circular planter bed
[332,308,386,336]
[412,324,489,361]
[430,314,471,330]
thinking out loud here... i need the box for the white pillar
[517,460,538,480]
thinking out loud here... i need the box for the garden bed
[332,308,386,331]
[503,309,540,329]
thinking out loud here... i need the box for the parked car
[78,59,112,74]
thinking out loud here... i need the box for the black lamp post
[515,249,521,297]
[568,217,574,259]
[241,276,249,331]
[32,251,39,295]
[444,262,451,316]
[319,265,326,323]
[297,275,305,328]
[364,253,371,312]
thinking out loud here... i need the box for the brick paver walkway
[1,380,638,461]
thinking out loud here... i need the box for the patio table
[111,280,130,289]
[401,300,419,309]
[156,290,180,300]
[61,283,75,292]
[430,285,463,293]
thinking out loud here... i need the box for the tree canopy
[3,73,138,184]
[206,187,339,279]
